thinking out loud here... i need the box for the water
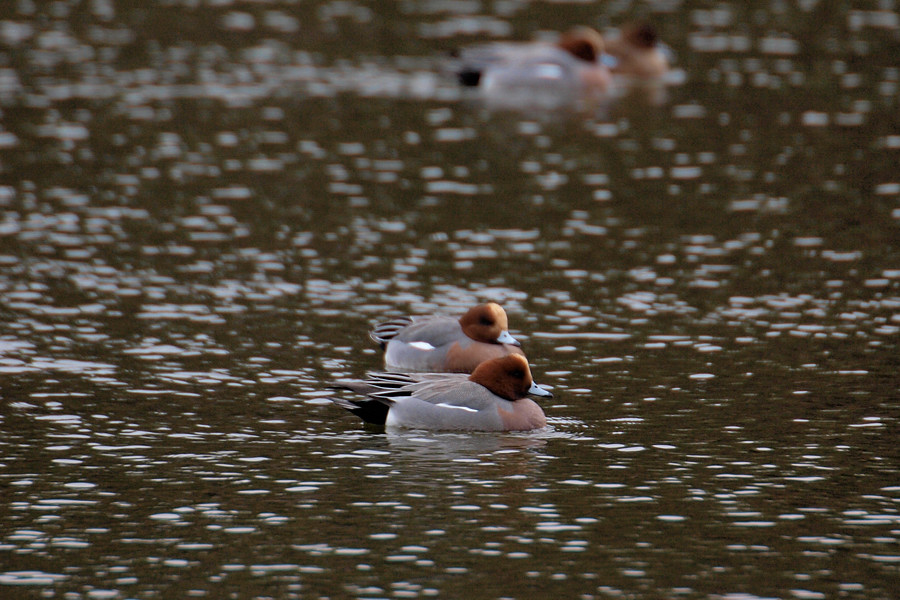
[1,1,898,598]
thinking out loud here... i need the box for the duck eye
[510,369,524,379]
[479,316,494,326]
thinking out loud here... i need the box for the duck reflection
[384,428,548,458]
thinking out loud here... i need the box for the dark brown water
[1,1,898,599]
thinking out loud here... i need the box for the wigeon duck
[331,354,552,431]
[604,23,671,79]
[452,27,614,102]
[370,302,525,373]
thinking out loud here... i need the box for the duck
[370,302,525,373]
[452,27,615,103]
[331,354,552,431]
[604,23,671,79]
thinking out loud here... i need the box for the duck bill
[528,381,553,398]
[600,53,619,68]
[496,330,521,346]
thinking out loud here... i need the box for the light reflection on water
[1,0,899,598]
[3,391,897,598]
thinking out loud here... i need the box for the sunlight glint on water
[0,1,897,599]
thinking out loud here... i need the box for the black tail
[457,69,482,87]
[330,397,391,425]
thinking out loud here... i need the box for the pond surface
[1,1,898,599]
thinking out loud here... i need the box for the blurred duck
[370,302,525,373]
[453,27,615,103]
[331,354,552,431]
[604,23,671,79]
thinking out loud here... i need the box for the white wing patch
[535,63,565,80]
[408,341,436,351]
[436,403,479,413]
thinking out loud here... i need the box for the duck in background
[604,23,672,79]
[451,27,615,108]
[370,302,525,373]
[331,354,552,431]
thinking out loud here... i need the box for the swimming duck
[452,27,615,103]
[370,302,525,373]
[604,23,671,79]
[331,354,552,431]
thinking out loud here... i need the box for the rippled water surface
[1,1,898,598]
